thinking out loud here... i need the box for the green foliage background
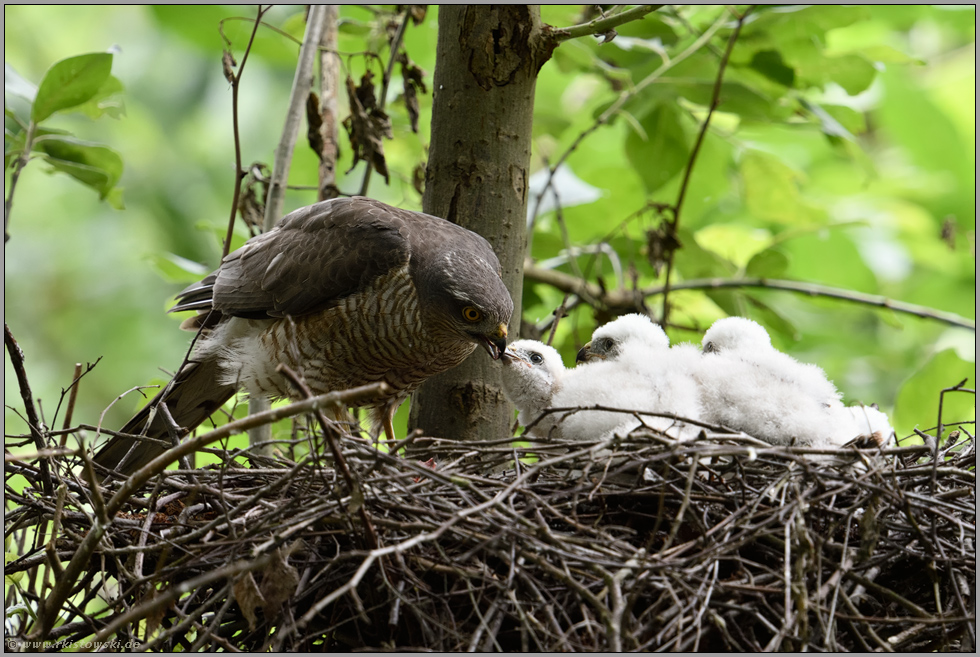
[4,5,975,455]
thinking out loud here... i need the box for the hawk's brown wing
[172,197,414,320]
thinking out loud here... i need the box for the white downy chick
[698,317,851,451]
[554,314,703,441]
[831,404,896,448]
[500,339,567,435]
[702,317,842,408]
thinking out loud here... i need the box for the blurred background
[4,5,975,454]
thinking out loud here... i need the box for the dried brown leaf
[399,52,428,133]
[306,91,324,161]
[646,223,682,277]
[343,72,392,183]
[222,50,237,84]
[259,547,300,613]
[233,572,265,631]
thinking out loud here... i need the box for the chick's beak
[479,322,508,360]
[575,342,592,364]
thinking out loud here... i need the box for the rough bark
[409,5,553,441]
[317,4,340,201]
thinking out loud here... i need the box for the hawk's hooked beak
[479,323,508,360]
[576,341,604,364]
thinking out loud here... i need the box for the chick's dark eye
[602,338,614,351]
[530,353,543,364]
[462,306,482,322]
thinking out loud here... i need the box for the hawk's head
[417,247,513,360]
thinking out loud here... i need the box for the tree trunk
[410,5,553,441]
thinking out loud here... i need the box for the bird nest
[5,416,976,652]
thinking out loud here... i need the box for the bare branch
[662,6,753,325]
[546,5,664,43]
[5,323,53,495]
[359,7,412,197]
[222,5,270,259]
[523,262,977,331]
[264,5,328,230]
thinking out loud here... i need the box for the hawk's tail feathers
[92,357,237,476]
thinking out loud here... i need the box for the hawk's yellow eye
[462,306,482,322]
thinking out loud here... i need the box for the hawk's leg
[369,397,404,445]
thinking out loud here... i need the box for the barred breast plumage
[94,197,513,475]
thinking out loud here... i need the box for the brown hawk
[94,197,513,474]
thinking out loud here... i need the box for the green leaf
[894,349,975,442]
[820,54,877,95]
[614,12,678,44]
[749,50,795,87]
[740,151,806,224]
[744,296,800,344]
[148,253,210,284]
[782,229,879,293]
[4,63,37,102]
[33,134,123,200]
[552,40,597,74]
[337,17,372,36]
[678,227,739,279]
[104,186,125,211]
[745,248,789,278]
[5,125,70,170]
[4,128,25,171]
[624,103,689,194]
[665,80,776,121]
[32,52,113,123]
[817,104,866,136]
[76,75,125,120]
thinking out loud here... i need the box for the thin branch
[661,6,752,326]
[59,363,84,440]
[222,4,270,259]
[249,5,327,451]
[527,10,728,253]
[359,7,411,197]
[277,364,379,551]
[4,120,36,243]
[28,381,389,641]
[5,323,53,495]
[264,5,327,230]
[96,556,275,645]
[523,263,977,331]
[546,5,664,43]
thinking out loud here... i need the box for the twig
[222,5,270,258]
[546,295,571,346]
[59,363,84,445]
[264,5,327,230]
[526,10,728,252]
[359,7,411,197]
[96,556,275,645]
[27,381,389,641]
[523,263,977,330]
[5,323,53,495]
[276,364,380,551]
[4,119,36,243]
[546,5,663,43]
[662,6,752,326]
[246,6,328,452]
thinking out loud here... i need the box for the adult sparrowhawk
[94,197,513,474]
